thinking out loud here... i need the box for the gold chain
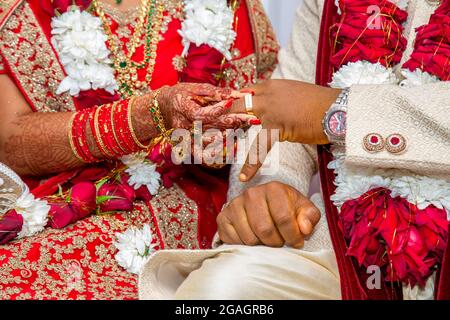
[92,0,164,98]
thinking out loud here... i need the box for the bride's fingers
[192,99,234,120]
[203,114,259,130]
[187,83,239,100]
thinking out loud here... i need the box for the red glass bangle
[97,104,124,158]
[110,101,135,155]
[114,99,142,153]
[69,110,101,163]
[90,106,116,159]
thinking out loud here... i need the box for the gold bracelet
[149,89,173,141]
[128,96,152,149]
[68,113,87,163]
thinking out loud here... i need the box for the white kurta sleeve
[227,0,325,200]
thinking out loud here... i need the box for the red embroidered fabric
[0,0,279,299]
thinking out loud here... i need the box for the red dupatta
[315,0,450,300]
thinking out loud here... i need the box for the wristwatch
[322,88,349,146]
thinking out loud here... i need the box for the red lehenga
[0,0,278,299]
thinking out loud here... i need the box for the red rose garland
[403,0,450,81]
[340,188,448,286]
[331,0,408,70]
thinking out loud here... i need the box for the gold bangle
[93,106,115,159]
[128,96,152,149]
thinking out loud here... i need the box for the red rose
[48,202,78,229]
[340,187,449,286]
[97,182,135,213]
[180,45,224,85]
[0,211,23,245]
[69,182,97,219]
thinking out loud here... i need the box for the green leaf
[96,195,125,205]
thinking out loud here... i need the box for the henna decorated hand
[158,83,257,130]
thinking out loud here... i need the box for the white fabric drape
[262,0,304,46]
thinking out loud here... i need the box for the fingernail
[241,89,255,96]
[224,99,233,109]
[249,119,261,125]
[239,173,247,182]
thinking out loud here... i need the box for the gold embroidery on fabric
[245,0,279,80]
[0,54,4,72]
[151,184,200,250]
[0,203,149,300]
[0,2,76,113]
[0,0,22,30]
[224,54,258,89]
[0,191,200,299]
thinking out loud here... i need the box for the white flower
[334,0,342,15]
[179,0,237,60]
[330,151,450,219]
[51,8,118,96]
[114,224,156,274]
[330,61,399,89]
[14,188,50,239]
[399,68,440,88]
[121,152,161,195]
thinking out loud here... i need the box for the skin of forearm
[0,95,159,177]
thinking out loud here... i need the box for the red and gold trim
[0,1,77,113]
[245,0,279,81]
[0,0,23,30]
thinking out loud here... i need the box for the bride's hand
[157,83,258,130]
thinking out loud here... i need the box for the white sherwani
[139,0,450,299]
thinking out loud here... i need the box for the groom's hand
[217,182,320,248]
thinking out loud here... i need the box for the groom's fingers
[239,129,275,182]
[294,196,321,236]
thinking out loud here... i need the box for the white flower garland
[114,224,156,274]
[121,152,161,196]
[330,61,399,88]
[51,7,118,96]
[328,152,450,219]
[179,0,237,60]
[399,68,440,87]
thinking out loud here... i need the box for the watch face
[328,110,346,137]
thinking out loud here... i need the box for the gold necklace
[93,0,163,98]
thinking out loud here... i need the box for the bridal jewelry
[93,0,164,98]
